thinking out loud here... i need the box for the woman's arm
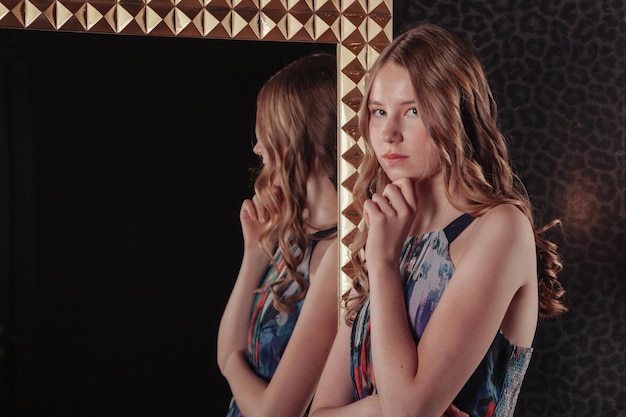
[309,298,384,417]
[309,292,471,417]
[368,204,536,417]
[222,238,340,417]
[216,248,269,372]
[217,198,273,372]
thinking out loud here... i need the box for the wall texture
[393,1,625,416]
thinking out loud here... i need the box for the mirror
[0,0,392,414]
[0,0,394,303]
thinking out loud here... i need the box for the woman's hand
[444,404,469,417]
[240,186,282,251]
[363,177,417,271]
[240,195,269,247]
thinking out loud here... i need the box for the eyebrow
[368,99,416,106]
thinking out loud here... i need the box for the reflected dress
[350,214,532,417]
[226,227,336,417]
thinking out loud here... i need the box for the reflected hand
[239,186,282,251]
[443,404,469,417]
[240,195,269,250]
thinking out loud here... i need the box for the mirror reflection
[0,28,335,415]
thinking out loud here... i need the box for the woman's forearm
[367,263,422,415]
[217,249,268,372]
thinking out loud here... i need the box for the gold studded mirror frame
[0,0,392,297]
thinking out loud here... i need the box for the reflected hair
[253,52,337,313]
[344,23,566,324]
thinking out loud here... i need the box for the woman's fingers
[390,178,418,211]
[370,178,417,218]
[240,199,257,221]
[251,194,270,223]
[443,404,469,417]
[240,198,267,223]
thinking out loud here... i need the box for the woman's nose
[253,141,264,156]
[380,118,401,143]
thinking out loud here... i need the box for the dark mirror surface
[0,28,335,416]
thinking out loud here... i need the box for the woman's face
[252,143,267,165]
[367,63,440,183]
[253,128,269,165]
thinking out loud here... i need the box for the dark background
[0,29,335,415]
[1,0,625,416]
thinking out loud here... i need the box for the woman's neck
[410,176,464,235]
[304,175,338,232]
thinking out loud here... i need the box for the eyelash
[369,108,418,116]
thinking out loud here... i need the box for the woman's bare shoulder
[473,204,533,238]
[454,204,535,268]
[309,237,338,284]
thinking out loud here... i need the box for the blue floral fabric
[350,214,532,417]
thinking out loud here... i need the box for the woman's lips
[382,153,408,165]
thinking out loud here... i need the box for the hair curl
[343,24,566,325]
[253,52,337,313]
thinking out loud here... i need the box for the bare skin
[217,141,339,417]
[309,63,537,417]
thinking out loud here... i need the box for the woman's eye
[408,108,418,116]
[371,109,386,116]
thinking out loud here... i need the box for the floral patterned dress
[350,214,532,417]
[226,227,336,417]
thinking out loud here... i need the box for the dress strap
[444,213,474,243]
[313,226,337,239]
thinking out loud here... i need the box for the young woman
[217,53,339,417]
[309,24,566,417]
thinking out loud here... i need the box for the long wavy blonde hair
[344,24,566,324]
[253,52,337,313]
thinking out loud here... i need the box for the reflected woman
[310,24,566,417]
[217,53,339,417]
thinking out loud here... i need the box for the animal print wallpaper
[392,1,625,416]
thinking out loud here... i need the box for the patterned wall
[393,1,625,416]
